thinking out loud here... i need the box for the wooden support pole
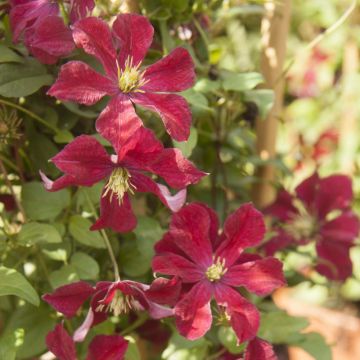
[121,0,140,13]
[252,0,292,209]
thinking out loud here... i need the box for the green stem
[83,189,121,281]
[120,313,148,336]
[0,99,59,134]
[207,348,226,360]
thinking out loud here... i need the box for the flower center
[285,212,317,241]
[206,257,227,282]
[103,167,136,203]
[117,57,146,93]
[96,290,136,317]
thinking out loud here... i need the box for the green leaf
[0,58,53,97]
[295,332,331,360]
[0,329,24,360]
[18,223,62,245]
[124,335,141,360]
[194,78,221,93]
[22,182,70,221]
[42,248,68,262]
[222,71,263,91]
[173,127,198,157]
[244,89,274,118]
[49,265,80,289]
[0,266,39,306]
[134,216,164,259]
[53,129,74,144]
[5,305,55,359]
[70,252,99,280]
[162,333,209,360]
[218,327,246,354]
[68,215,106,249]
[0,44,23,63]
[259,311,309,344]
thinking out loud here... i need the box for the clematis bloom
[152,202,286,342]
[10,0,94,64]
[47,13,195,141]
[46,323,128,360]
[40,121,205,232]
[43,279,174,342]
[265,172,360,281]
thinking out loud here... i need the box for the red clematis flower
[10,0,94,64]
[47,13,195,141]
[46,323,128,360]
[43,279,174,342]
[40,121,205,232]
[264,172,360,281]
[152,202,286,341]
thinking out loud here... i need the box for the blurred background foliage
[1,0,360,359]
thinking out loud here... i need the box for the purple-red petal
[86,334,128,360]
[69,0,94,23]
[146,277,181,306]
[222,257,286,295]
[216,203,265,267]
[132,92,191,141]
[245,338,277,360]
[48,61,117,105]
[214,283,260,343]
[264,189,297,222]
[142,47,195,92]
[72,17,117,78]
[112,13,154,69]
[91,192,137,233]
[42,281,95,318]
[174,281,213,340]
[46,324,76,360]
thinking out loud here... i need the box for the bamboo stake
[252,0,292,208]
[121,0,140,13]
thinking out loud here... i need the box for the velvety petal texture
[46,324,76,360]
[245,338,277,360]
[153,202,285,341]
[86,335,128,360]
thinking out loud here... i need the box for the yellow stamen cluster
[216,307,231,326]
[103,167,136,203]
[206,257,227,282]
[117,57,147,93]
[95,290,135,317]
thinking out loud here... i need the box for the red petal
[40,172,80,191]
[295,172,319,212]
[263,228,294,256]
[132,92,191,141]
[112,14,154,69]
[95,95,142,156]
[216,203,265,267]
[72,17,117,78]
[149,148,207,189]
[46,324,76,360]
[174,281,213,340]
[50,135,113,183]
[264,190,297,221]
[120,126,163,168]
[130,173,186,212]
[91,192,137,233]
[316,175,353,219]
[69,0,94,23]
[222,257,286,295]
[316,240,353,281]
[86,334,128,360]
[214,283,260,343]
[10,1,58,42]
[320,211,360,243]
[24,16,74,63]
[146,277,181,306]
[245,338,277,360]
[168,203,215,267]
[142,47,195,92]
[152,254,204,283]
[42,281,95,318]
[48,61,117,105]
